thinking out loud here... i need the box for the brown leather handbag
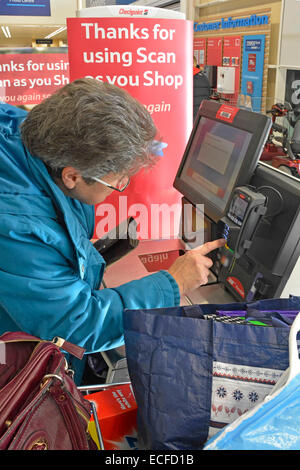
[0,331,97,450]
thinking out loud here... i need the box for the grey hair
[21,78,158,180]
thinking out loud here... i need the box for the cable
[229,256,236,274]
[256,185,284,218]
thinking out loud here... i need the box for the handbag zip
[50,384,90,449]
[74,403,90,426]
[38,360,91,448]
[0,380,52,449]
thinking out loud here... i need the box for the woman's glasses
[92,175,130,192]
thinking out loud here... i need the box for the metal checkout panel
[100,100,300,382]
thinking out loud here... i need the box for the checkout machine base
[100,238,235,384]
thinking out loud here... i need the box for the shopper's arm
[0,229,179,353]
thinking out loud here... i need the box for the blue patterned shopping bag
[204,311,300,450]
[123,296,300,450]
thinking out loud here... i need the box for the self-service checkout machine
[95,100,300,384]
[174,100,300,304]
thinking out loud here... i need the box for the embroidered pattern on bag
[208,361,284,439]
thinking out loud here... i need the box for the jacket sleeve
[0,222,180,354]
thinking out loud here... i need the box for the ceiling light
[44,26,67,39]
[1,26,11,38]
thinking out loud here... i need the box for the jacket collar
[25,151,94,258]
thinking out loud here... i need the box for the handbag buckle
[40,374,64,389]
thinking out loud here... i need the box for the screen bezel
[173,100,272,222]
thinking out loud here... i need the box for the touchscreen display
[179,117,252,213]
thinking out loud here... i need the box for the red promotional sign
[193,37,206,66]
[67,17,193,240]
[206,37,223,66]
[0,51,69,106]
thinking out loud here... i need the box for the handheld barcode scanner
[217,187,267,271]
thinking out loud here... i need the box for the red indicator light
[239,193,246,199]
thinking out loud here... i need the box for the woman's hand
[168,239,226,295]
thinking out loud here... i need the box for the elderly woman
[0,78,224,381]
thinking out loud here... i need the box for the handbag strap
[0,332,85,360]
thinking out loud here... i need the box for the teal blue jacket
[0,103,180,368]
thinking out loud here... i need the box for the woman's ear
[61,167,82,190]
